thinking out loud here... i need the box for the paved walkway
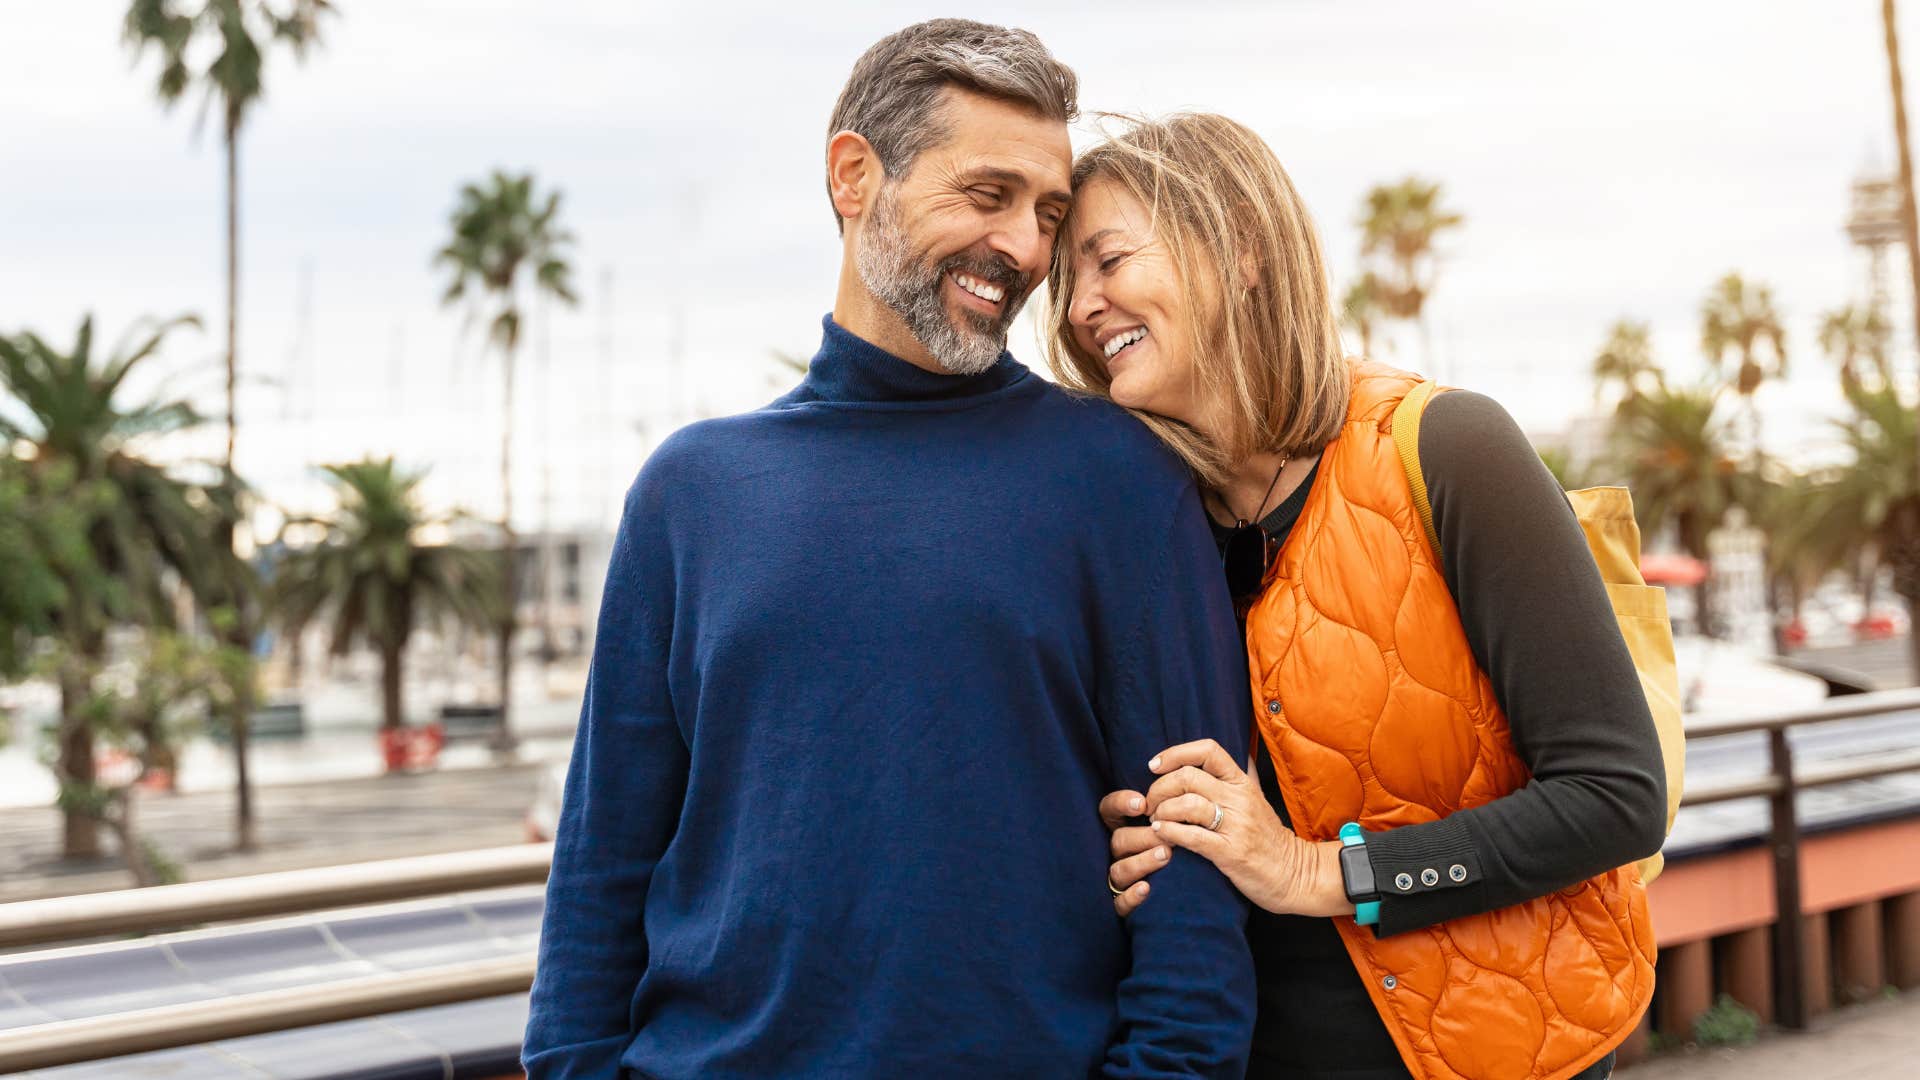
[0,761,548,902]
[1623,991,1920,1078]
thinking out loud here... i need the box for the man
[524,19,1254,1078]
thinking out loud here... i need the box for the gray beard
[855,186,1025,376]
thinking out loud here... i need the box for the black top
[1209,390,1665,1079]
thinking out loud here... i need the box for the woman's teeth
[953,272,1005,304]
[1102,327,1148,359]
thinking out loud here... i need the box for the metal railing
[1675,685,1920,1032]
[0,843,552,1074]
[0,954,534,1074]
[0,842,553,950]
[4,688,1920,1070]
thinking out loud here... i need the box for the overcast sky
[2,2,1909,532]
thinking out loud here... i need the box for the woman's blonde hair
[1044,113,1350,488]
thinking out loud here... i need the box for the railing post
[1769,725,1808,1030]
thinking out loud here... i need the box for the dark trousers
[1246,1048,1615,1079]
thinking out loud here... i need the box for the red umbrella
[1640,553,1708,587]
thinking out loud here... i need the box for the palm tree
[1340,273,1385,359]
[123,0,332,474]
[0,316,243,857]
[0,457,99,679]
[434,171,579,746]
[1611,383,1743,634]
[272,459,503,742]
[1751,468,1854,652]
[1357,177,1463,370]
[1700,272,1788,456]
[1592,319,1664,405]
[1807,386,1920,675]
[1819,305,1894,397]
[123,0,334,852]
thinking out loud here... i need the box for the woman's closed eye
[1097,251,1128,274]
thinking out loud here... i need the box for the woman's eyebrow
[1078,228,1119,255]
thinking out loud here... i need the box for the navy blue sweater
[523,316,1256,1079]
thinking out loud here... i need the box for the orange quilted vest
[1244,360,1656,1080]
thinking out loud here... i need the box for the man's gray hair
[826,19,1079,233]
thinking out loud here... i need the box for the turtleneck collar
[796,315,1029,406]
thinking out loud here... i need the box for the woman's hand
[1139,739,1352,918]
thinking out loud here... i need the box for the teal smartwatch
[1337,822,1381,926]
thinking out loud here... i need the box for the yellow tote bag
[1392,380,1684,884]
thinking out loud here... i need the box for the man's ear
[828,130,883,224]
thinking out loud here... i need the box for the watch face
[1340,843,1377,903]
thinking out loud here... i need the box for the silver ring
[1207,803,1223,831]
[1108,875,1126,897]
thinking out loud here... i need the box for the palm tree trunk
[225,125,239,472]
[1681,511,1718,639]
[57,656,99,859]
[1885,0,1920,501]
[225,118,257,853]
[381,642,405,732]
[497,340,518,750]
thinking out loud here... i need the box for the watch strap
[1339,822,1382,926]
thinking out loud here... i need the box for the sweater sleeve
[523,469,689,1078]
[1364,390,1668,937]
[1101,488,1258,1078]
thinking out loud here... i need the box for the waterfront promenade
[0,761,548,904]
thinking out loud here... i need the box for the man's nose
[988,212,1049,281]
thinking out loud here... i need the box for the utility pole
[1883,0,1920,682]
[1884,0,1920,424]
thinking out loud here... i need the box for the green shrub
[1693,993,1761,1047]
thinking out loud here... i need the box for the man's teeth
[1102,327,1148,359]
[953,272,1005,304]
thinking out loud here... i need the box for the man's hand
[1099,788,1162,917]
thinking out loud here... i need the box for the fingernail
[1156,847,1169,862]
[1150,821,1162,833]
[1148,756,1161,770]
[1128,796,1144,813]
[1138,882,1150,897]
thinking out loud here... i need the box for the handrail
[1674,774,1786,807]
[1679,685,1920,740]
[0,954,535,1074]
[0,842,552,949]
[1673,684,1920,1033]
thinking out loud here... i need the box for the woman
[1046,114,1666,1080]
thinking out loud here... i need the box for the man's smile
[948,269,1006,313]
